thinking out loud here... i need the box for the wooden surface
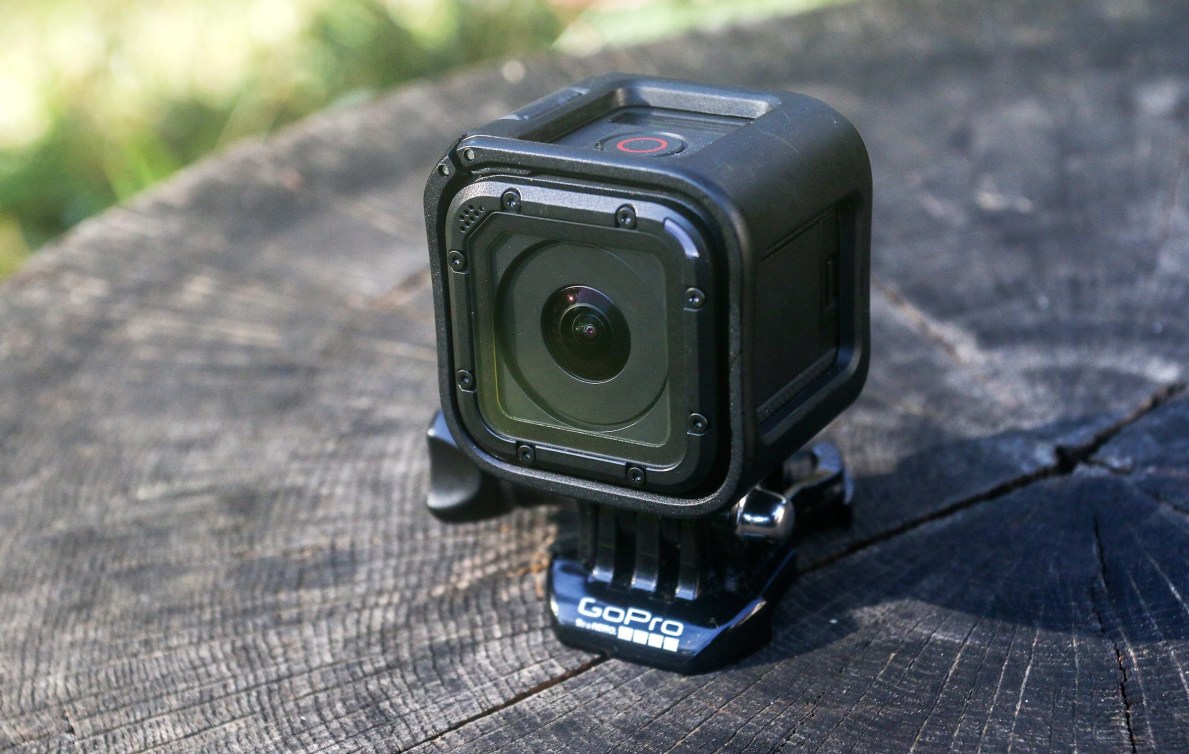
[1,0,1187,750]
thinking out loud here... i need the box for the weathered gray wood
[0,0,1185,750]
[414,474,1188,753]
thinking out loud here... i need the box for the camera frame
[425,74,871,519]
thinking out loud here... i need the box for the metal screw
[517,444,535,465]
[447,250,467,272]
[462,148,476,161]
[686,287,705,309]
[688,413,709,435]
[501,189,522,212]
[438,163,451,177]
[627,466,645,486]
[456,370,475,391]
[615,205,636,228]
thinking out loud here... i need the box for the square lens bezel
[443,179,717,492]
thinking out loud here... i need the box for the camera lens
[542,285,630,381]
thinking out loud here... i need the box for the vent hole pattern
[459,203,487,233]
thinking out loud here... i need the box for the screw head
[456,370,475,391]
[462,148,476,161]
[501,189,522,212]
[685,287,705,309]
[615,205,636,228]
[626,465,645,486]
[688,413,709,435]
[447,250,467,272]
[437,163,451,177]
[517,444,535,465]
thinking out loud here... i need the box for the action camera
[423,75,871,672]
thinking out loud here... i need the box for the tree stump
[1,0,1186,750]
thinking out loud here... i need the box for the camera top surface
[552,105,750,158]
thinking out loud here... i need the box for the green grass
[0,0,563,273]
[0,0,837,277]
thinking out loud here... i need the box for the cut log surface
[1,0,1186,750]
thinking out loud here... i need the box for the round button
[599,132,686,157]
[616,136,670,153]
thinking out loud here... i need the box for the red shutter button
[599,132,686,157]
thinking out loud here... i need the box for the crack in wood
[1090,515,1139,754]
[803,381,1188,577]
[1054,381,1187,474]
[400,656,608,752]
[1113,645,1139,754]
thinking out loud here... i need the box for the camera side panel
[697,90,871,478]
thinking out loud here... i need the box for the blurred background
[0,0,842,279]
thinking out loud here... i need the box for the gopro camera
[424,75,870,672]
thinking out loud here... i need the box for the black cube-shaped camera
[425,74,870,519]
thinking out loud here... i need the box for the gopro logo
[575,597,683,652]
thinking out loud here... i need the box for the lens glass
[541,285,630,381]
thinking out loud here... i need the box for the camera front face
[443,181,717,492]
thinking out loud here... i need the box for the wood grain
[0,0,1185,750]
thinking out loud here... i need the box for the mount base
[548,504,800,672]
[426,410,853,673]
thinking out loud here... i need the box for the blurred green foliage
[555,0,837,52]
[0,0,833,277]
[0,0,564,275]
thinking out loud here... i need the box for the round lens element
[542,285,631,381]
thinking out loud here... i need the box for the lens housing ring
[542,285,631,382]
